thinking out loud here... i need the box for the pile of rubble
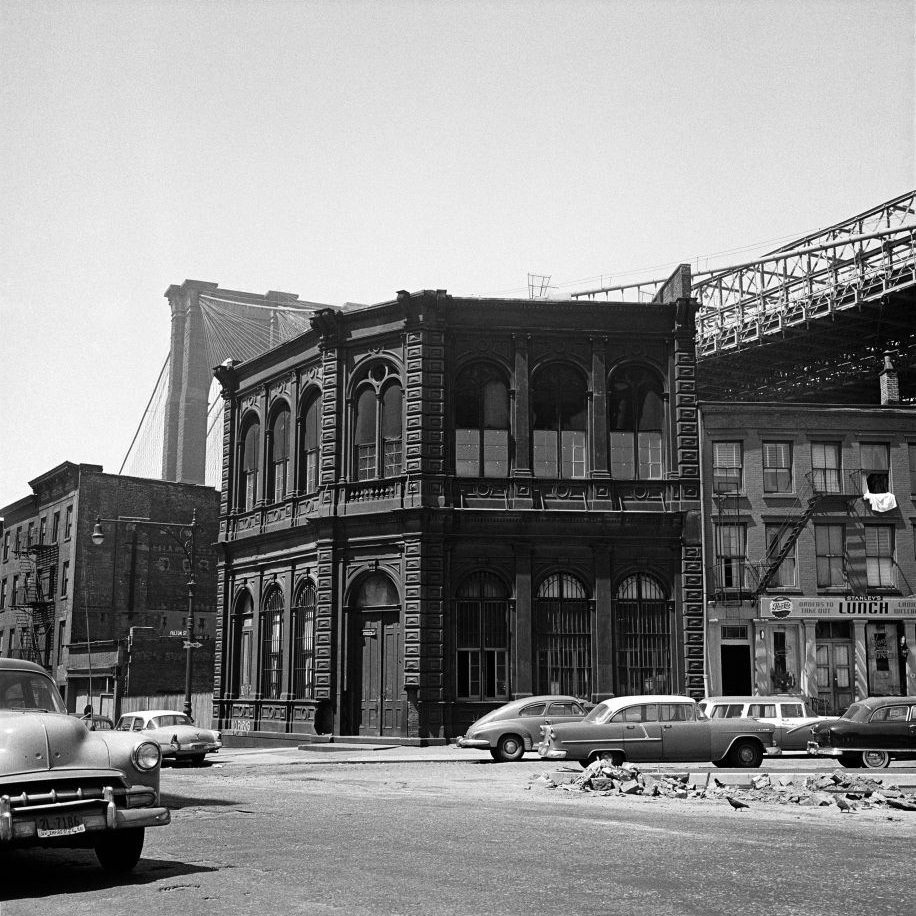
[532,761,916,813]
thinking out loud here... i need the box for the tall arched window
[267,405,291,503]
[292,579,317,698]
[454,364,510,477]
[299,393,321,494]
[240,419,261,510]
[455,572,509,700]
[614,573,672,696]
[608,366,665,479]
[353,364,403,481]
[532,364,587,478]
[535,573,591,697]
[260,586,284,700]
[231,590,254,697]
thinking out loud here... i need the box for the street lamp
[90,511,199,719]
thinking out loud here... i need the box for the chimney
[880,351,900,405]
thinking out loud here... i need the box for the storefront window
[614,574,671,696]
[455,572,509,700]
[535,573,591,697]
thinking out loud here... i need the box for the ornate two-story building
[209,270,703,743]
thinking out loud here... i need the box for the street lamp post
[91,510,198,719]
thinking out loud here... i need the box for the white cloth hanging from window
[862,479,897,513]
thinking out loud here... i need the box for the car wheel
[494,734,525,762]
[838,752,863,768]
[95,827,145,873]
[861,750,891,769]
[728,740,763,768]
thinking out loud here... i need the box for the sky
[0,0,913,508]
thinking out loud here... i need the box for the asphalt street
[1,748,914,916]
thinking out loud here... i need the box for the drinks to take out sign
[762,596,916,620]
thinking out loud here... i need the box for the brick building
[0,463,219,717]
[207,271,704,744]
[701,376,916,712]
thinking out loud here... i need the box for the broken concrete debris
[529,761,916,813]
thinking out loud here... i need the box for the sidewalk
[201,744,916,787]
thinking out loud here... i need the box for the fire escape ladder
[12,545,57,668]
[842,497,871,597]
[753,473,825,598]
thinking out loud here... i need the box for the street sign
[169,629,188,637]
[182,640,203,649]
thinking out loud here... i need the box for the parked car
[71,713,115,731]
[698,695,837,753]
[115,709,222,765]
[537,694,781,768]
[808,695,916,768]
[455,695,596,762]
[0,658,170,872]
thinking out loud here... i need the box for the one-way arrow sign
[182,640,203,649]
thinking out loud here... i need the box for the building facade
[0,463,219,717]
[701,398,916,713]
[210,275,704,744]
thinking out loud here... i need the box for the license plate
[36,814,86,838]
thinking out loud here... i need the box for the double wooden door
[355,610,402,736]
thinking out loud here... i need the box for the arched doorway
[349,572,402,736]
[614,573,673,695]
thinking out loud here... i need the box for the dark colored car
[537,694,781,768]
[455,695,595,761]
[0,658,170,871]
[808,695,916,768]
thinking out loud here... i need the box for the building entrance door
[355,610,402,736]
[720,644,752,694]
[866,622,903,696]
[815,640,854,715]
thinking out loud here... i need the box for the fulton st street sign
[761,596,916,620]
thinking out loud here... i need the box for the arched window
[532,365,587,478]
[267,406,291,503]
[608,366,665,479]
[240,419,261,510]
[292,579,317,698]
[614,574,672,696]
[231,590,254,697]
[455,572,509,700]
[260,587,284,700]
[535,573,591,697]
[454,364,510,477]
[299,393,321,494]
[353,364,403,481]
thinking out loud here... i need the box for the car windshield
[840,703,870,722]
[152,714,193,728]
[0,669,67,714]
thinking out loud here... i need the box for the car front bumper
[807,741,841,757]
[455,736,490,749]
[0,788,170,844]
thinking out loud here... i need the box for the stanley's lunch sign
[761,596,916,620]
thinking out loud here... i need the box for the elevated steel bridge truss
[574,191,916,401]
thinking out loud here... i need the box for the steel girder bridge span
[573,190,916,402]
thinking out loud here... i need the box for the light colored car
[116,709,222,765]
[808,695,916,768]
[456,695,596,762]
[0,658,170,872]
[537,694,781,768]
[698,695,837,753]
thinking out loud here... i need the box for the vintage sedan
[116,709,222,765]
[698,695,837,753]
[808,695,916,768]
[0,658,170,872]
[537,694,781,768]
[456,695,595,762]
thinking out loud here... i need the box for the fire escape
[750,470,869,599]
[11,543,58,668]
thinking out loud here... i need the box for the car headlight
[132,740,162,772]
